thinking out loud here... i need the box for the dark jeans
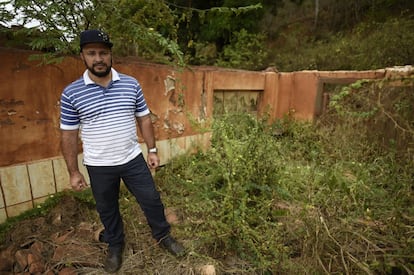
[86,154,170,249]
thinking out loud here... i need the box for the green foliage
[70,187,96,205]
[2,0,414,70]
[274,17,414,71]
[12,0,94,53]
[325,77,414,162]
[215,29,269,70]
[156,83,414,273]
[2,0,263,67]
[3,0,184,65]
[157,113,291,271]
[101,0,184,65]
[0,0,14,27]
[155,113,318,271]
[329,80,379,119]
[190,41,218,65]
[1,77,412,273]
[172,1,265,68]
[195,2,263,42]
[313,78,414,273]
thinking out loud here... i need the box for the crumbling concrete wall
[1,47,401,222]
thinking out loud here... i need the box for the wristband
[148,147,157,153]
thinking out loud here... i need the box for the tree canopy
[1,0,413,70]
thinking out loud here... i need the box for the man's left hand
[147,153,160,169]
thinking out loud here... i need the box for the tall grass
[156,77,414,273]
[273,17,414,71]
[1,77,411,274]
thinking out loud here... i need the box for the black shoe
[104,245,123,273]
[159,235,185,257]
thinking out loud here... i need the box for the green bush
[215,29,269,71]
[156,80,414,273]
[274,17,414,71]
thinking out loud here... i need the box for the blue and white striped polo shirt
[60,68,150,166]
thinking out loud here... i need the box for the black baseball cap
[80,29,113,49]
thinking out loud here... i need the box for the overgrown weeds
[1,77,412,274]
[274,17,414,71]
[156,77,414,273]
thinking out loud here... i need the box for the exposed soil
[0,193,214,275]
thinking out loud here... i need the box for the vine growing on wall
[324,76,414,164]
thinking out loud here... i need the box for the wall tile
[0,208,6,224]
[53,158,70,192]
[28,160,55,199]
[77,154,90,185]
[170,136,187,157]
[157,140,171,166]
[6,201,33,218]
[34,196,49,206]
[1,165,32,206]
[185,135,202,154]
[201,133,212,151]
[52,155,89,191]
[0,135,210,220]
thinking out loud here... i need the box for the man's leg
[121,154,185,256]
[121,154,170,241]
[86,164,125,270]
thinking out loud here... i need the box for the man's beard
[85,61,112,77]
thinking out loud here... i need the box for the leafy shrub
[156,79,414,273]
[274,17,414,71]
[215,29,269,71]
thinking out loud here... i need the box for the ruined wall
[0,49,269,222]
[0,50,207,167]
[0,48,395,222]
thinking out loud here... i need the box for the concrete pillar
[259,71,279,119]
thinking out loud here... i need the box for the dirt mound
[0,195,106,274]
[0,193,218,275]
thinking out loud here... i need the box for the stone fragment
[58,267,78,275]
[30,241,43,255]
[28,251,45,274]
[77,222,94,239]
[14,249,29,271]
[165,207,180,225]
[199,264,216,275]
[0,246,15,271]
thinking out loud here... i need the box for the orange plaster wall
[274,70,387,120]
[1,48,399,167]
[0,50,82,167]
[0,50,207,167]
[275,73,294,118]
[290,71,320,120]
[211,70,265,90]
[258,72,278,118]
[113,60,205,141]
[317,70,385,80]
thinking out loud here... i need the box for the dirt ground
[0,193,215,275]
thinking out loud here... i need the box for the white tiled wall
[53,158,70,192]
[1,165,32,207]
[0,134,211,224]
[28,161,56,198]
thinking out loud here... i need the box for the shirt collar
[83,68,120,85]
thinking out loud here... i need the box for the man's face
[80,43,112,77]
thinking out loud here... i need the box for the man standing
[60,29,184,273]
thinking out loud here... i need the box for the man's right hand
[70,171,88,191]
